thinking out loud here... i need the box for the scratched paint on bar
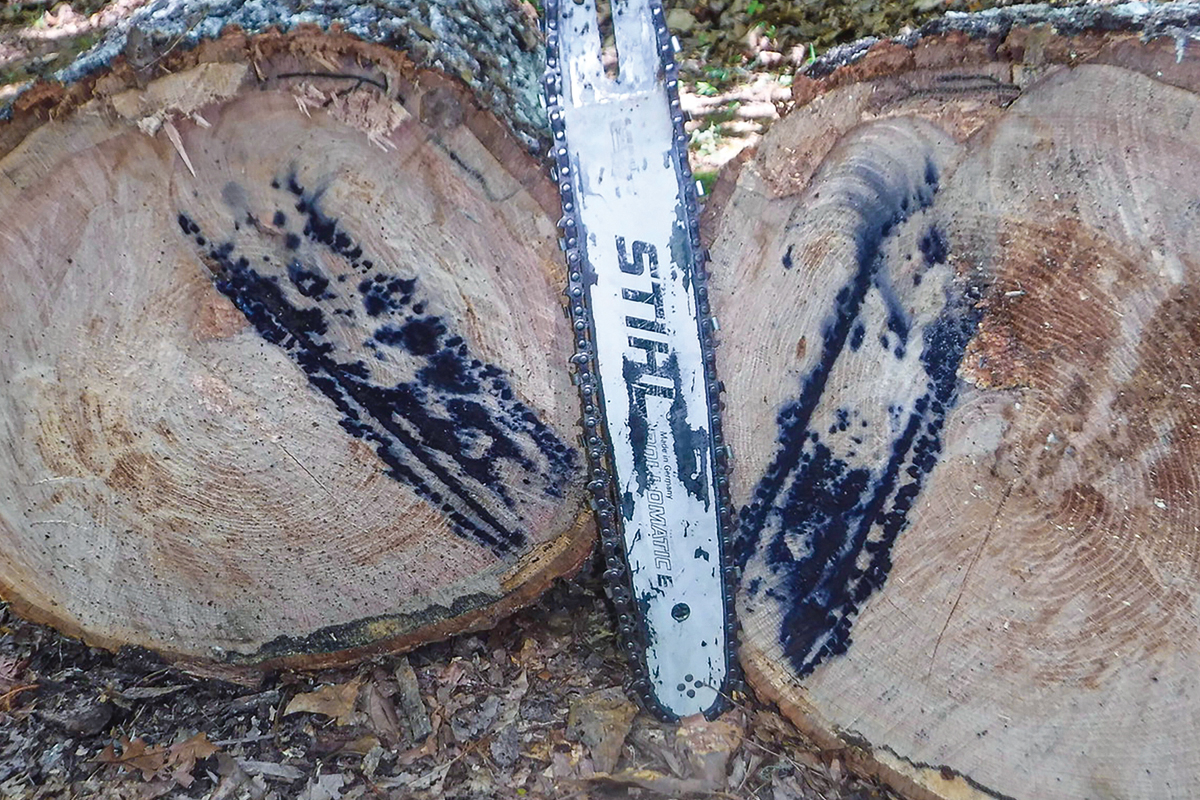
[550,0,734,719]
[176,171,578,558]
[735,121,983,677]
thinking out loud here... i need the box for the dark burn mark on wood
[361,275,417,318]
[849,322,865,351]
[914,223,948,287]
[178,213,200,235]
[376,317,444,355]
[176,174,577,557]
[919,224,948,266]
[874,267,911,359]
[287,260,334,299]
[736,151,981,677]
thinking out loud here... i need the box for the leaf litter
[0,555,903,799]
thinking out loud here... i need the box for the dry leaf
[98,736,169,781]
[380,760,453,794]
[0,683,37,712]
[166,732,220,787]
[0,656,36,711]
[363,679,402,746]
[340,734,381,756]
[438,659,467,690]
[96,732,219,787]
[0,655,26,691]
[211,753,262,800]
[284,677,363,726]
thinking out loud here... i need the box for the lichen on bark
[20,0,553,149]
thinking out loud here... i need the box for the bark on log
[710,5,1200,799]
[0,2,592,670]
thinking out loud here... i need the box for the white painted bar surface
[554,0,728,717]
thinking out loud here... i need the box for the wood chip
[117,685,187,700]
[675,712,745,789]
[161,119,195,177]
[236,759,305,781]
[394,657,432,742]
[566,686,638,774]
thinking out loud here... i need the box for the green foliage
[704,65,732,84]
[705,101,740,124]
[0,2,46,27]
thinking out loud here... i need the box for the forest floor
[1,557,903,800]
[0,0,1069,797]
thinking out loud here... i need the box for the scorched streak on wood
[735,122,981,677]
[177,172,577,557]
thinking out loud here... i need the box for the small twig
[0,684,39,711]
[742,737,820,777]
[734,752,762,795]
[210,732,275,747]
[275,71,389,94]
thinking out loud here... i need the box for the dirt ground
[0,0,1035,797]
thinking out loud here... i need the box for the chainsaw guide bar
[543,0,739,720]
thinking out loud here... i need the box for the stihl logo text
[616,236,674,403]
[616,235,674,575]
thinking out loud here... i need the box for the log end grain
[0,28,590,669]
[712,13,1200,799]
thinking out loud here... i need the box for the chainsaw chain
[541,0,741,720]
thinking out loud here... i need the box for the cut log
[711,5,1200,799]
[0,5,592,669]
